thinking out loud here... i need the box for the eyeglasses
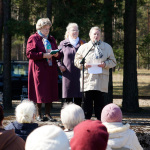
[41,26,50,31]
[70,29,79,32]
[43,28,50,31]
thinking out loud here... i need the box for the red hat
[70,120,108,150]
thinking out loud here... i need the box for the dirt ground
[2,98,150,127]
[2,99,150,149]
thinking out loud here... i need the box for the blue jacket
[5,121,38,141]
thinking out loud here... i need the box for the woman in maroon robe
[26,18,60,122]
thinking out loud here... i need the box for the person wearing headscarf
[74,26,116,120]
[26,18,60,122]
[57,23,85,106]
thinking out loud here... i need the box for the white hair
[61,103,85,130]
[15,100,36,123]
[89,26,101,36]
[36,18,52,30]
[25,125,70,150]
[64,23,79,39]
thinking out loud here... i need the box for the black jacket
[5,121,38,141]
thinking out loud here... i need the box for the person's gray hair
[15,100,36,123]
[61,103,85,130]
[64,23,79,39]
[36,18,52,30]
[89,26,101,36]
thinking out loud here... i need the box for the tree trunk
[104,0,113,105]
[22,0,29,60]
[0,0,3,61]
[123,0,139,112]
[3,0,12,109]
[47,0,52,20]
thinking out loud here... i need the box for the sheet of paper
[88,64,102,74]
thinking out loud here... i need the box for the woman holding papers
[74,26,116,120]
[58,23,85,106]
[26,18,60,122]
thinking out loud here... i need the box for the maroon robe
[26,32,60,103]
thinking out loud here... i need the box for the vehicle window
[11,64,28,77]
[0,64,3,75]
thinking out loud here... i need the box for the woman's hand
[43,53,52,59]
[59,66,66,72]
[52,53,58,57]
[98,62,105,68]
[85,63,92,69]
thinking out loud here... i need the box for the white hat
[25,125,70,150]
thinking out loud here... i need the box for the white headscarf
[69,36,79,47]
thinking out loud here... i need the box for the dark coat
[0,128,25,150]
[26,32,60,103]
[58,39,84,98]
[5,121,38,141]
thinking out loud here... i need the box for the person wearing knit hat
[25,125,70,150]
[101,103,122,123]
[101,103,143,150]
[70,120,108,150]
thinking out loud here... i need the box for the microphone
[80,40,97,64]
[93,40,98,46]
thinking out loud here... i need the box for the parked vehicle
[0,61,62,100]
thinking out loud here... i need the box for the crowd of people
[26,17,116,121]
[1,102,143,150]
[1,17,143,149]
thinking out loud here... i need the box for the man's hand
[98,62,105,68]
[85,63,92,69]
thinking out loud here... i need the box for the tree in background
[0,0,3,60]
[22,0,30,60]
[47,0,52,20]
[1,0,150,108]
[103,0,113,104]
[3,0,12,109]
[137,1,150,69]
[123,0,139,112]
[51,0,104,43]
[10,0,47,60]
[112,0,124,70]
